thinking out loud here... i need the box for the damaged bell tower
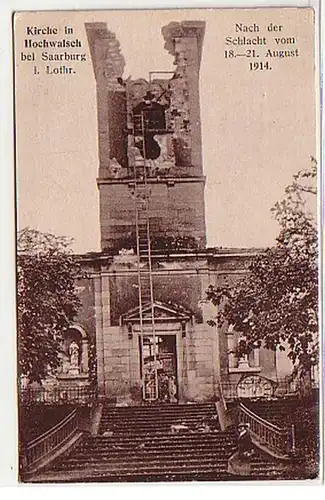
[85,21,206,252]
[84,21,225,404]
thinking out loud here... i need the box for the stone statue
[69,341,80,373]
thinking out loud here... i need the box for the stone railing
[275,376,319,397]
[221,377,319,401]
[221,381,239,401]
[21,409,79,472]
[238,403,295,459]
[20,385,96,406]
[215,381,231,431]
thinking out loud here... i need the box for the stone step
[85,434,235,446]
[100,410,217,423]
[100,417,216,428]
[101,408,216,417]
[99,418,218,431]
[101,405,216,414]
[99,421,217,430]
[70,451,236,463]
[83,434,234,444]
[86,430,235,441]
[100,413,217,425]
[83,442,235,451]
[52,460,281,476]
[80,441,234,453]
[53,463,279,476]
[98,430,224,438]
[88,432,235,445]
[99,423,218,431]
[102,403,215,410]
[101,407,216,416]
[73,445,237,458]
[53,452,276,469]
[28,402,289,482]
[100,411,216,421]
[56,456,233,468]
[32,467,283,483]
[80,440,235,451]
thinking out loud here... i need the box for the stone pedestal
[238,356,250,370]
[68,367,80,376]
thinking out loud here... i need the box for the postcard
[14,8,320,483]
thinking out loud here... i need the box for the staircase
[99,402,218,435]
[26,403,288,483]
[244,397,309,426]
[245,396,319,479]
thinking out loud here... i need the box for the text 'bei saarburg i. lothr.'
[19,25,87,75]
[18,21,302,76]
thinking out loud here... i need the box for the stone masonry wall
[97,321,218,403]
[79,251,278,401]
[85,21,207,251]
[99,180,206,251]
[89,253,231,401]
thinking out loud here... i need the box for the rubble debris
[102,430,114,437]
[171,423,190,433]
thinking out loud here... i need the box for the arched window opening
[60,326,89,377]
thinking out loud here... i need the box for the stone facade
[66,21,293,403]
[76,248,282,402]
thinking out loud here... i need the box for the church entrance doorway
[139,334,178,402]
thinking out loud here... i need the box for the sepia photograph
[14,7,320,483]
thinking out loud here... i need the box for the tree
[205,159,318,389]
[17,228,85,383]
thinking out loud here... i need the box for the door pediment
[122,300,192,323]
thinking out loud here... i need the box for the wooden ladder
[133,115,158,401]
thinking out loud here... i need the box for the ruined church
[55,20,292,404]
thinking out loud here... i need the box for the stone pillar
[162,21,206,248]
[182,324,189,401]
[85,23,128,251]
[227,333,237,369]
[253,347,260,368]
[101,274,111,396]
[101,275,111,329]
[85,23,126,176]
[129,324,141,398]
[94,275,105,396]
[176,328,184,402]
[182,36,202,171]
[162,21,205,175]
[81,339,89,374]
[200,269,220,393]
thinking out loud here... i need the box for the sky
[14,8,316,253]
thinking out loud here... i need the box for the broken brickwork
[85,21,206,251]
[81,21,279,402]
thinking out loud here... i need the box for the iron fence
[20,385,96,406]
